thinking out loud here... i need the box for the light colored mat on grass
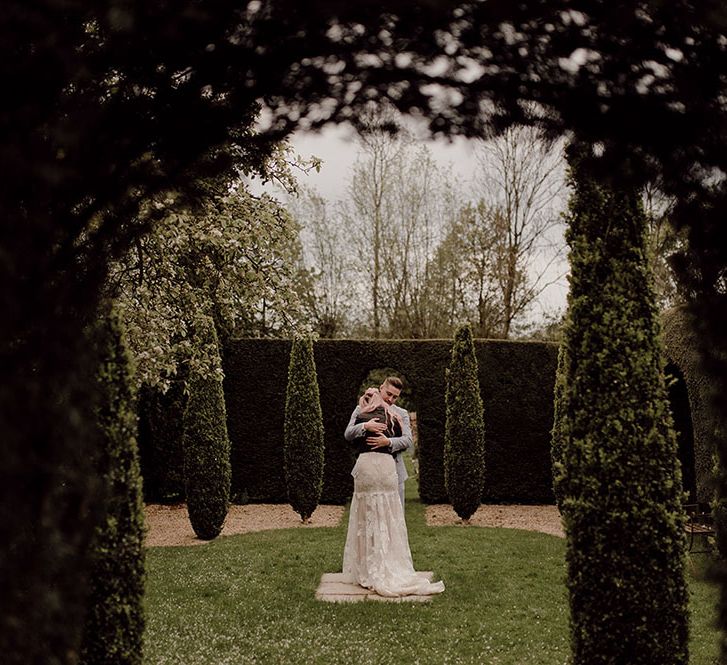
[315,572,436,603]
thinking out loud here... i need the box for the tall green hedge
[284,338,325,522]
[661,306,721,506]
[661,307,724,568]
[222,338,558,504]
[560,155,689,664]
[136,380,186,503]
[142,334,704,513]
[444,325,486,521]
[223,339,292,503]
[80,307,145,665]
[183,316,231,540]
[141,327,709,520]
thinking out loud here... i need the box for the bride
[341,383,445,597]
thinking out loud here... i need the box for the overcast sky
[288,123,481,200]
[249,123,571,324]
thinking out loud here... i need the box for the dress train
[342,453,445,597]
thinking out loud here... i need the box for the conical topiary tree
[559,148,689,665]
[444,324,486,523]
[80,305,146,665]
[284,337,325,523]
[182,315,231,540]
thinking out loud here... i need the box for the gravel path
[144,503,345,547]
[425,503,565,538]
[145,502,564,547]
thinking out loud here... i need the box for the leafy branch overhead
[108,165,315,391]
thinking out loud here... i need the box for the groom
[344,376,413,506]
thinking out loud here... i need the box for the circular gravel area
[145,503,345,547]
[425,503,565,538]
[145,502,563,547]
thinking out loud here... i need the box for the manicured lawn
[144,482,721,664]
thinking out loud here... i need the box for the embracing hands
[364,418,390,448]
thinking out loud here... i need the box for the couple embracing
[340,376,445,598]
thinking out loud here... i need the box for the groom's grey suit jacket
[344,404,413,486]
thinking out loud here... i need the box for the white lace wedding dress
[342,452,445,597]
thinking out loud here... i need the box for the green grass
[144,466,721,664]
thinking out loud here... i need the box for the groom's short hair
[384,376,403,390]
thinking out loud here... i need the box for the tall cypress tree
[80,306,145,665]
[444,324,486,522]
[182,315,231,540]
[284,337,325,523]
[560,150,689,664]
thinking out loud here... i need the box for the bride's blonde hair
[358,387,403,432]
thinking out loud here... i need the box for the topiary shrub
[80,305,145,665]
[559,150,689,665]
[284,337,325,523]
[182,315,231,540]
[444,324,486,522]
[550,342,569,513]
